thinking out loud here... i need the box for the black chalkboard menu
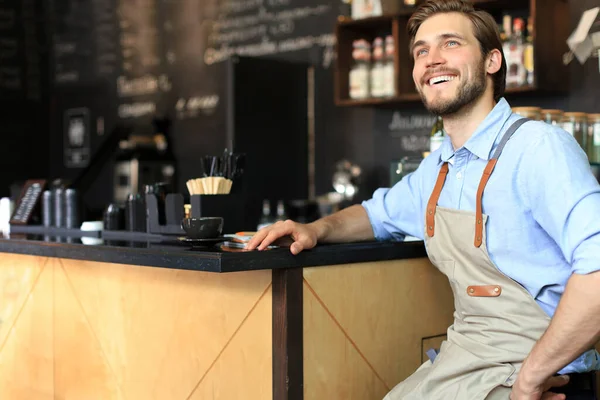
[47,0,342,121]
[0,0,43,102]
[9,179,47,225]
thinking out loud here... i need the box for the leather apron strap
[426,118,530,245]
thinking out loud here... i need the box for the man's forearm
[309,204,375,243]
[519,270,600,383]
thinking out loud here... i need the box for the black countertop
[0,234,427,273]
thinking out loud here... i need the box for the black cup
[181,217,224,239]
[104,204,125,231]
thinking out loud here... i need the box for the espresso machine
[112,118,177,204]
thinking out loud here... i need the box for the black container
[145,183,169,225]
[53,187,65,227]
[103,204,125,231]
[42,190,53,227]
[65,188,79,229]
[125,194,146,232]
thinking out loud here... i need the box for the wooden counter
[0,252,455,400]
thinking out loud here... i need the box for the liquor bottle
[502,15,512,68]
[429,116,445,153]
[257,199,275,230]
[370,37,384,98]
[349,39,370,100]
[524,17,535,86]
[382,35,396,97]
[275,200,288,222]
[507,17,527,88]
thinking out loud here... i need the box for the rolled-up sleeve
[523,129,600,275]
[361,162,428,242]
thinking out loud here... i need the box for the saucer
[177,236,228,247]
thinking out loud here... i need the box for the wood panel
[303,257,455,397]
[0,256,54,400]
[189,286,273,400]
[303,279,390,400]
[0,253,273,399]
[54,261,122,400]
[0,253,47,349]
[58,259,272,399]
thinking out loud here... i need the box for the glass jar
[541,109,563,126]
[512,106,542,120]
[588,113,600,164]
[562,112,588,152]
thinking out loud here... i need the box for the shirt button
[456,171,463,180]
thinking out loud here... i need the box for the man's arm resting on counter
[309,204,375,243]
[247,204,376,253]
[518,270,600,385]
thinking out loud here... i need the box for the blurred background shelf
[334,0,570,108]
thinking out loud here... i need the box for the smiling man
[245,1,600,399]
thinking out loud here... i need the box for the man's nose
[426,46,446,67]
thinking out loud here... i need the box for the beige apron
[385,118,555,400]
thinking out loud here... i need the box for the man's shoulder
[509,118,579,152]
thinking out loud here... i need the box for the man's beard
[419,60,487,116]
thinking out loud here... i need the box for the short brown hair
[407,0,506,101]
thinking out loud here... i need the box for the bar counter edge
[0,237,428,272]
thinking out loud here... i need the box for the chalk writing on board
[175,95,220,119]
[204,2,336,66]
[118,102,157,119]
[389,112,436,131]
[205,33,335,65]
[388,112,435,153]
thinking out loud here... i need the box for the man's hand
[245,220,318,255]
[509,374,569,400]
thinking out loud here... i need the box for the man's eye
[416,48,428,57]
[446,40,458,47]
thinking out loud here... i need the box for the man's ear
[486,49,502,74]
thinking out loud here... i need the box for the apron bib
[385,118,554,400]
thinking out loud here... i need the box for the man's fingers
[543,375,570,391]
[245,228,271,250]
[290,241,303,255]
[258,224,292,250]
[541,392,565,400]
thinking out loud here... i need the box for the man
[246,0,600,398]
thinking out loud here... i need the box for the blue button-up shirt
[362,98,600,374]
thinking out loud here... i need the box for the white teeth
[429,75,456,85]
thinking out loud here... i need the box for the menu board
[157,0,339,122]
[49,0,120,86]
[9,179,47,225]
[0,0,42,101]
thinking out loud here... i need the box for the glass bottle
[275,200,288,222]
[382,35,396,97]
[507,17,526,88]
[429,116,445,153]
[588,114,600,164]
[370,37,384,98]
[257,199,274,230]
[524,17,535,86]
[349,39,370,100]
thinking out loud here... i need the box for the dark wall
[0,0,49,198]
[0,0,598,209]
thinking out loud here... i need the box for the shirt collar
[437,98,513,165]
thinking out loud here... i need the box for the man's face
[411,12,488,116]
